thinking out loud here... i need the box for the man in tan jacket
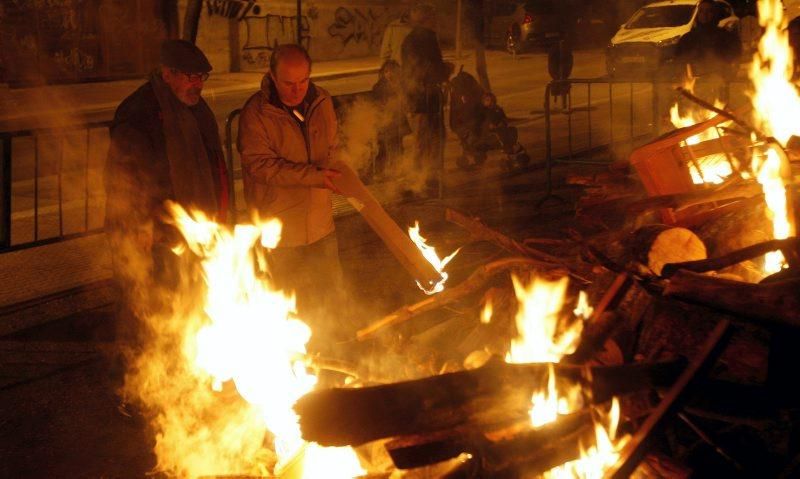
[237,44,346,349]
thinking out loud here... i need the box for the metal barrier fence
[0,121,111,252]
[541,76,750,201]
[0,90,383,253]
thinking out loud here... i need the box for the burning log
[356,257,552,340]
[663,270,800,328]
[661,237,800,278]
[562,273,633,365]
[385,411,592,470]
[294,357,686,447]
[331,161,442,289]
[626,225,707,276]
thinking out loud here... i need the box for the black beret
[160,39,212,73]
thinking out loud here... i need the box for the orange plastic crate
[631,114,733,225]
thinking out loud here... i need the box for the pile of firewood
[289,91,800,476]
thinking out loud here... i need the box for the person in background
[379,8,412,64]
[675,0,741,80]
[401,3,453,193]
[371,59,410,180]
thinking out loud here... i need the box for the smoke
[116,212,280,477]
[336,96,432,199]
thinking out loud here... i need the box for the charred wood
[294,357,686,447]
[385,411,592,470]
[663,270,800,329]
[661,237,800,278]
[563,273,633,365]
[608,319,732,479]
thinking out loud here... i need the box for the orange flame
[504,274,630,477]
[125,202,364,478]
[748,0,797,274]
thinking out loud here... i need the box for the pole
[455,0,462,60]
[296,0,302,45]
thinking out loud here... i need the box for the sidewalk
[0,54,385,132]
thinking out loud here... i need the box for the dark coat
[105,81,227,237]
[401,26,451,113]
[675,25,742,76]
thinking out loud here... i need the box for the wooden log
[627,225,707,276]
[663,270,800,328]
[661,237,800,278]
[608,319,732,479]
[356,257,553,341]
[294,357,686,447]
[385,411,593,470]
[331,161,442,290]
[442,418,595,478]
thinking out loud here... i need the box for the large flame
[504,274,629,477]
[124,203,364,478]
[505,275,582,363]
[754,147,792,273]
[408,221,460,295]
[748,0,797,273]
[669,74,732,184]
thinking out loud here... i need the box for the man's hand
[321,168,343,194]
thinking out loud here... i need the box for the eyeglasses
[171,69,209,82]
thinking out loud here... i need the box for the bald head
[269,44,312,107]
[269,44,312,74]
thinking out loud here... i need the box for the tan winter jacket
[237,75,338,247]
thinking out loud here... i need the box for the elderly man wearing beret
[105,40,229,333]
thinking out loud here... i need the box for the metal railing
[0,90,385,253]
[0,121,111,252]
[540,76,750,202]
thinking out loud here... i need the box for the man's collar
[266,76,319,112]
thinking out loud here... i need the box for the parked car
[606,0,740,78]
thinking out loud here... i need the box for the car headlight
[657,36,681,47]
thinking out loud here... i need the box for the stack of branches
[299,209,756,476]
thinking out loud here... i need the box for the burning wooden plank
[331,161,443,291]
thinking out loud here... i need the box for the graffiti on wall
[242,13,311,68]
[327,7,388,50]
[205,0,256,21]
[237,2,392,68]
[54,47,95,73]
